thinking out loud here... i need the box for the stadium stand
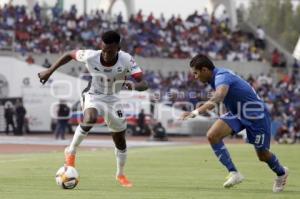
[0,3,264,60]
[0,2,299,142]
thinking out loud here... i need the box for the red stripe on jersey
[70,50,77,60]
[131,72,142,80]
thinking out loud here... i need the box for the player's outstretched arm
[38,51,76,84]
[125,72,148,91]
[180,85,229,120]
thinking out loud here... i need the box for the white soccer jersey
[74,50,142,99]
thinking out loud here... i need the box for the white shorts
[81,92,126,132]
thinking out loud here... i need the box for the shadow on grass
[229,187,300,195]
[144,184,300,195]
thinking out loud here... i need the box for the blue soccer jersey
[209,67,271,150]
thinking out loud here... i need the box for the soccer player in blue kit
[181,54,288,192]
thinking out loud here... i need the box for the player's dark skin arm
[133,76,148,91]
[38,51,75,84]
[125,75,148,91]
[181,85,229,120]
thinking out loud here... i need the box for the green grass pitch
[0,144,299,199]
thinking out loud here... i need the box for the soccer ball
[55,166,79,189]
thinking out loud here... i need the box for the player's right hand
[38,69,52,84]
[180,112,196,120]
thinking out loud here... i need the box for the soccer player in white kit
[38,31,148,188]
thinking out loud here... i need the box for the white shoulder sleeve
[121,52,142,76]
[74,50,93,63]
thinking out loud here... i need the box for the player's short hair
[101,30,121,44]
[190,54,215,71]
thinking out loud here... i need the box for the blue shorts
[220,112,271,151]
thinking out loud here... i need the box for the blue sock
[211,141,237,172]
[266,154,285,176]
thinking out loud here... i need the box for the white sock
[115,148,127,176]
[68,125,88,154]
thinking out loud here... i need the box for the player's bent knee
[207,133,219,144]
[112,131,127,150]
[258,155,268,162]
[257,151,271,162]
[83,108,98,125]
[83,115,97,125]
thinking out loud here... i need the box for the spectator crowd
[1,2,299,143]
[0,2,264,61]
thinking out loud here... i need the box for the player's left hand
[180,112,196,120]
[123,82,133,90]
[38,69,52,84]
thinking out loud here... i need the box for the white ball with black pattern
[55,166,79,189]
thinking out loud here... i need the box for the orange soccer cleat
[64,147,76,167]
[116,175,133,188]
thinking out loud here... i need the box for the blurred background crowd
[0,3,264,60]
[0,1,300,143]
